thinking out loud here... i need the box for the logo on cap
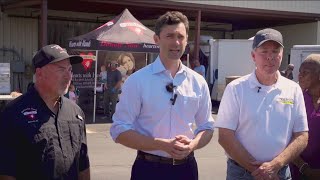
[51,45,65,53]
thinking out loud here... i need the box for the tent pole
[187,54,190,68]
[145,53,148,66]
[93,50,98,123]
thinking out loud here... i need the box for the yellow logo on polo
[278,98,294,105]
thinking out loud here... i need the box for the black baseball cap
[252,28,284,49]
[32,44,83,69]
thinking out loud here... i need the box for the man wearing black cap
[215,28,308,179]
[0,44,90,180]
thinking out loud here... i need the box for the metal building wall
[0,9,104,93]
[0,12,38,93]
[176,1,320,14]
[47,20,101,48]
[233,22,319,70]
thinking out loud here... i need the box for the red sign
[80,52,95,71]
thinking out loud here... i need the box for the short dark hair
[154,11,189,36]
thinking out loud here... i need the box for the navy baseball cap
[32,44,83,69]
[252,28,284,49]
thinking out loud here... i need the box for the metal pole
[93,50,98,123]
[40,0,47,47]
[193,10,201,64]
[145,53,148,66]
[187,54,190,68]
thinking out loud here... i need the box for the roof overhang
[2,0,320,31]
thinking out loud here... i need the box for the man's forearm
[218,128,258,172]
[116,130,166,151]
[79,168,90,180]
[272,132,308,168]
[190,130,213,151]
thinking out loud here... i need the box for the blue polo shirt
[0,85,90,179]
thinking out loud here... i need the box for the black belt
[136,151,194,165]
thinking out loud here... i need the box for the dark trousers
[103,91,118,116]
[130,156,198,180]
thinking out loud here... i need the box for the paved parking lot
[86,113,227,180]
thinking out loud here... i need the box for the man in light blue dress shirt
[110,11,214,180]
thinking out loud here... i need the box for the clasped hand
[251,161,280,180]
[164,135,194,160]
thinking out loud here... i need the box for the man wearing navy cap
[215,28,308,179]
[0,44,90,180]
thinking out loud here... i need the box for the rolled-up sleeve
[194,82,214,135]
[110,76,141,141]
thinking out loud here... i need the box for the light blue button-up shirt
[110,56,214,157]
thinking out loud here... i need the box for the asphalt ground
[85,112,228,180]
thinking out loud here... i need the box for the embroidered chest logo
[277,98,294,105]
[21,108,39,123]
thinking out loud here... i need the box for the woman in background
[117,52,135,81]
[290,54,320,180]
[68,84,78,104]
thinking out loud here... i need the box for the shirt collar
[248,70,283,90]
[151,56,187,75]
[28,85,64,112]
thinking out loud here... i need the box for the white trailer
[207,39,255,101]
[290,45,320,82]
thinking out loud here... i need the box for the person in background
[110,11,214,180]
[64,81,80,100]
[103,60,122,119]
[99,65,108,83]
[0,44,90,180]
[117,52,135,82]
[215,28,308,180]
[96,65,108,93]
[193,60,206,78]
[68,83,78,104]
[290,54,320,180]
[281,63,294,80]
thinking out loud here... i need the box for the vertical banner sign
[71,51,96,112]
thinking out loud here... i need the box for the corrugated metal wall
[0,12,102,93]
[48,20,101,47]
[177,1,320,14]
[0,13,38,93]
[0,15,38,64]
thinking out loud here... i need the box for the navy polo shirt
[0,86,90,180]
